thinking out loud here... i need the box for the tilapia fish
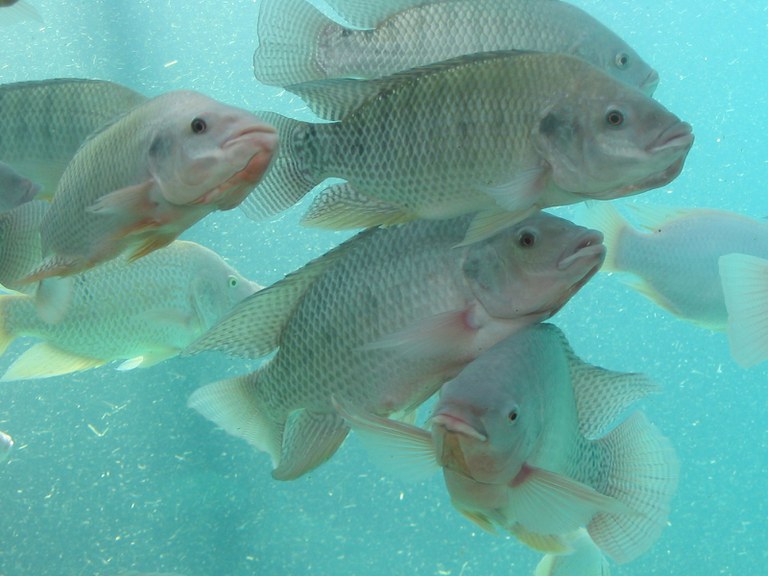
[0,78,147,197]
[0,199,47,294]
[185,212,605,480]
[340,324,677,567]
[25,90,277,286]
[244,50,692,244]
[0,240,260,381]
[255,0,658,94]
[0,161,40,211]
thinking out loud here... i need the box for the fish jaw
[545,230,605,317]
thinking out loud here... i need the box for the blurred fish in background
[0,161,40,212]
[0,199,47,294]
[0,0,41,25]
[0,429,12,463]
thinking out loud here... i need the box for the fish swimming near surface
[583,202,768,331]
[0,161,40,212]
[185,212,605,480]
[254,0,658,95]
[0,430,13,463]
[0,200,47,294]
[338,323,677,568]
[23,90,277,292]
[0,241,261,381]
[0,79,148,197]
[243,50,692,244]
[719,254,768,368]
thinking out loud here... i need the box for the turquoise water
[0,1,766,574]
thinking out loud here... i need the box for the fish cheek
[533,108,591,193]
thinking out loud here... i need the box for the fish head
[147,91,278,209]
[534,86,693,200]
[463,211,605,321]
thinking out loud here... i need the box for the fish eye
[508,408,519,422]
[228,275,238,288]
[605,109,624,127]
[191,117,207,134]
[518,229,537,248]
[615,52,630,69]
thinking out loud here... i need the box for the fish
[0,200,47,294]
[254,0,658,95]
[185,211,605,480]
[0,0,41,25]
[0,79,148,197]
[24,90,277,289]
[534,529,610,576]
[719,254,768,368]
[0,430,12,463]
[243,50,692,244]
[338,323,678,566]
[0,240,261,381]
[0,161,41,211]
[583,202,768,330]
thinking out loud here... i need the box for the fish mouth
[223,125,279,152]
[641,69,660,96]
[430,413,487,442]
[557,230,606,271]
[648,121,694,153]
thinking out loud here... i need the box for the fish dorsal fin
[553,325,659,439]
[324,0,436,28]
[624,203,697,232]
[289,49,533,121]
[184,235,363,358]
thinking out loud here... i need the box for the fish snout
[648,121,694,154]
[641,69,660,96]
[557,229,605,271]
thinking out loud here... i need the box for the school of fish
[1,0,761,574]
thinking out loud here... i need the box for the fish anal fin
[1,343,104,381]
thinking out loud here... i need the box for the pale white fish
[583,202,768,330]
[0,430,13,463]
[185,212,605,480]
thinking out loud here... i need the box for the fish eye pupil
[191,117,207,134]
[519,231,535,248]
[228,276,238,287]
[616,52,629,68]
[508,410,518,422]
[606,110,624,127]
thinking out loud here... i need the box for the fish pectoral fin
[86,180,156,216]
[0,343,104,382]
[509,523,572,554]
[301,182,416,230]
[457,508,498,535]
[127,233,178,262]
[480,167,548,212]
[272,409,349,480]
[458,208,537,247]
[508,465,629,536]
[116,348,178,371]
[334,398,439,483]
[719,253,768,368]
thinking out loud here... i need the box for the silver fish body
[0,199,47,293]
[186,211,605,480]
[0,430,12,463]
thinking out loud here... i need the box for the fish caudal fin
[187,373,282,468]
[1,343,105,382]
[271,408,350,480]
[580,202,629,272]
[719,253,768,368]
[301,182,416,230]
[239,112,316,222]
[588,412,679,564]
[253,0,334,86]
[534,529,611,576]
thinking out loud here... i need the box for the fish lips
[621,121,694,194]
[431,414,486,478]
[545,229,605,317]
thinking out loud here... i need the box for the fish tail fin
[580,202,630,272]
[239,111,317,221]
[534,529,611,576]
[187,372,282,467]
[253,0,335,86]
[587,412,679,564]
[719,253,768,367]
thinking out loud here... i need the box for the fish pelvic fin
[240,112,316,221]
[719,253,768,367]
[534,529,611,576]
[187,372,283,469]
[301,182,416,230]
[509,523,572,555]
[272,408,349,480]
[253,0,333,86]
[587,411,679,564]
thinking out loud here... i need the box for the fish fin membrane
[534,529,611,576]
[1,343,104,381]
[508,466,630,538]
[459,208,536,247]
[335,399,439,483]
[322,0,433,28]
[555,322,659,439]
[116,348,178,371]
[272,409,349,480]
[719,253,768,367]
[0,1,44,25]
[588,411,679,564]
[0,294,24,355]
[509,523,572,554]
[240,112,316,221]
[86,180,155,216]
[185,225,371,358]
[187,372,282,467]
[302,182,416,229]
[253,0,333,87]
[580,202,629,272]
[458,509,498,535]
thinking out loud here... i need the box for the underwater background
[0,1,765,574]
